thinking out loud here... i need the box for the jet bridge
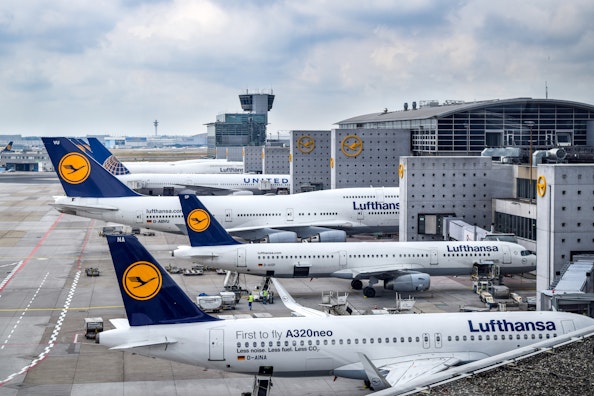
[541,259,594,316]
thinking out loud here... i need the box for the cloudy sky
[1,0,593,137]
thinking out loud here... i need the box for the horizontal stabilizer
[110,336,177,350]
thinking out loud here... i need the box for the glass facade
[435,101,592,154]
[207,113,268,156]
[338,99,594,155]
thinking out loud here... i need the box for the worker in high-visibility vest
[248,293,254,310]
[262,289,268,305]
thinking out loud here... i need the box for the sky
[1,0,593,137]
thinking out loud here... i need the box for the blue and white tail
[106,234,220,325]
[179,194,241,247]
[1,141,13,152]
[87,137,131,175]
[41,137,139,198]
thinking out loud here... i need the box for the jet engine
[384,273,430,292]
[259,231,298,243]
[307,230,347,242]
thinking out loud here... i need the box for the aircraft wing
[271,278,329,318]
[227,220,355,233]
[331,265,423,280]
[349,353,461,391]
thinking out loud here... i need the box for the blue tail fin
[1,141,13,152]
[179,194,241,247]
[106,234,220,325]
[41,137,140,198]
[87,137,131,175]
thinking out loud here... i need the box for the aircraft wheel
[363,287,376,298]
[351,279,363,290]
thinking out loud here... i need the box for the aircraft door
[502,245,511,264]
[225,209,232,223]
[430,249,438,265]
[286,208,294,221]
[422,333,430,349]
[209,329,225,361]
[434,333,442,348]
[375,188,385,202]
[561,320,575,334]
[237,248,246,267]
[339,251,347,269]
[136,210,143,224]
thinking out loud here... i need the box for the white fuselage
[116,173,290,194]
[173,240,536,278]
[98,311,594,378]
[122,160,244,174]
[52,187,399,236]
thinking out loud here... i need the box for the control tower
[239,90,275,113]
[206,90,275,158]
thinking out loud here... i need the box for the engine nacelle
[307,230,347,242]
[260,231,298,243]
[384,273,431,292]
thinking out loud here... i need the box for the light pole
[524,120,535,204]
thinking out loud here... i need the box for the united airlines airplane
[86,137,244,175]
[99,233,594,391]
[42,137,399,242]
[173,194,536,297]
[81,138,290,195]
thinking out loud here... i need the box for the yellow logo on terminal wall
[58,153,91,184]
[341,135,363,157]
[297,135,315,154]
[123,261,162,301]
[537,175,547,197]
[187,209,211,232]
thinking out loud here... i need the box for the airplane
[85,137,244,175]
[99,233,594,391]
[78,138,291,196]
[172,193,536,297]
[1,141,13,152]
[42,137,399,242]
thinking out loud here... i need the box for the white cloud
[0,0,593,136]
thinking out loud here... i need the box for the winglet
[357,352,391,391]
[106,234,220,325]
[41,137,139,198]
[271,278,329,318]
[178,193,241,247]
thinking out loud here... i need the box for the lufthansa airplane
[99,233,594,391]
[85,137,244,175]
[173,194,536,297]
[1,141,13,152]
[77,138,291,195]
[42,137,399,242]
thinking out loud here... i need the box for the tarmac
[0,172,545,396]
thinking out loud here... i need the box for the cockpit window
[521,250,534,256]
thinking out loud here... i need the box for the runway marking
[1,273,49,350]
[0,218,95,387]
[0,305,124,312]
[0,214,63,293]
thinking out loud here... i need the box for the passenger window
[347,339,351,345]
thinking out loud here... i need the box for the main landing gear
[350,279,377,298]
